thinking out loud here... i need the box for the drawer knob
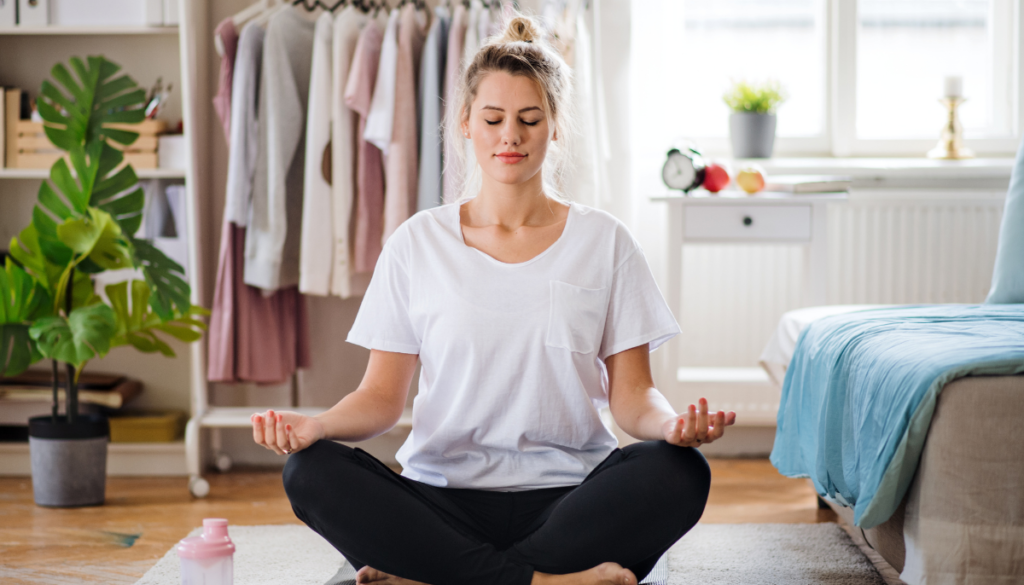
[742,216,753,227]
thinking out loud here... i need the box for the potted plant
[0,55,207,507]
[723,79,788,158]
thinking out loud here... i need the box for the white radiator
[677,197,1004,369]
[665,196,1004,428]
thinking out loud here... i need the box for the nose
[501,120,521,146]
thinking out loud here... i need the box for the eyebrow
[481,105,543,113]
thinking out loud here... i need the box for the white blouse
[347,201,681,491]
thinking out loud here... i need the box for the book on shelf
[764,175,852,194]
[0,87,5,168]
[0,372,143,410]
[3,88,17,170]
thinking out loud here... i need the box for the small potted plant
[0,55,207,507]
[723,79,788,158]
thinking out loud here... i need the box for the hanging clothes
[382,4,427,243]
[245,8,316,291]
[346,17,387,272]
[457,0,482,193]
[299,12,335,296]
[462,1,481,70]
[208,21,311,385]
[213,18,239,146]
[476,2,491,44]
[330,6,371,297]
[364,9,400,156]
[441,3,468,204]
[417,6,448,211]
[566,6,610,209]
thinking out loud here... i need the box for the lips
[496,152,526,164]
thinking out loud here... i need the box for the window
[630,0,1022,160]
[857,0,1013,139]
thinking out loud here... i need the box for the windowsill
[731,157,1014,181]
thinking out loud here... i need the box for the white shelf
[0,167,186,179]
[0,25,178,36]
[196,406,414,430]
[0,440,188,476]
[733,157,1015,180]
[677,367,771,383]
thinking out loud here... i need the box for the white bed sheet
[758,305,896,387]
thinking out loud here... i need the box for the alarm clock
[662,146,707,193]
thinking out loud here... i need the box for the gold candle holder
[927,97,974,159]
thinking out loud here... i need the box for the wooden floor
[0,459,836,584]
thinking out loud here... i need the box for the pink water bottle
[177,518,235,585]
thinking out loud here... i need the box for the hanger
[214,0,284,56]
[290,0,350,10]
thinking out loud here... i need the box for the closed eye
[484,119,540,126]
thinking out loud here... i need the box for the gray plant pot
[29,415,109,507]
[729,112,777,158]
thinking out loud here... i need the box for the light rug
[135,523,885,585]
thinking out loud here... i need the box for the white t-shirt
[346,200,681,491]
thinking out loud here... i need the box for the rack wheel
[215,453,233,473]
[189,475,210,498]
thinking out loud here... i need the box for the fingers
[251,409,286,455]
[275,412,289,451]
[285,424,299,453]
[695,398,709,443]
[706,411,727,442]
[670,415,684,444]
[251,412,264,446]
[681,404,697,444]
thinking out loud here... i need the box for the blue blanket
[770,304,1024,528]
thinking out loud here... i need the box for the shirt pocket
[546,281,608,354]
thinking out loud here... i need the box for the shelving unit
[0,25,179,35]
[0,167,186,179]
[0,2,209,485]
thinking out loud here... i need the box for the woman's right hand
[251,409,325,455]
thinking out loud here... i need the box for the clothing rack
[191,0,602,498]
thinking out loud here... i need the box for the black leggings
[283,440,710,585]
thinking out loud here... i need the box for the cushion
[986,136,1024,303]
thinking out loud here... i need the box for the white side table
[650,190,849,391]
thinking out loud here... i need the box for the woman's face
[462,71,556,189]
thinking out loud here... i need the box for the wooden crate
[7,118,166,170]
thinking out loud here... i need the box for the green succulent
[723,79,788,114]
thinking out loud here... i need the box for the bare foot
[532,562,638,585]
[355,566,431,585]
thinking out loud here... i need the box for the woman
[252,14,735,585]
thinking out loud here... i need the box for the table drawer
[684,205,812,241]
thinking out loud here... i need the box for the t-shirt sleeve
[598,246,681,361]
[346,238,420,354]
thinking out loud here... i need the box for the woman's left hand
[662,398,736,447]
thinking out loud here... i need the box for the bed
[761,305,1024,584]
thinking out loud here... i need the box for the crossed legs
[283,440,710,585]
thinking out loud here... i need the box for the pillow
[986,136,1024,303]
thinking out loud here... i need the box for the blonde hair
[444,12,578,204]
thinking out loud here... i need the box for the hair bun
[502,16,540,44]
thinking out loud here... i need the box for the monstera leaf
[0,260,49,376]
[29,304,117,370]
[131,238,191,320]
[107,280,207,357]
[36,55,146,150]
[57,207,133,270]
[89,143,144,237]
[33,140,144,257]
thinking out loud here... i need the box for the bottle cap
[177,518,235,559]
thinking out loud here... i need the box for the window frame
[674,0,1024,157]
